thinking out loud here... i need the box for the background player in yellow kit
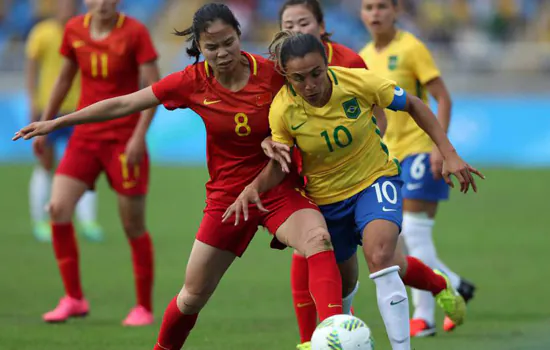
[359,0,476,336]
[25,0,103,242]
[224,31,483,350]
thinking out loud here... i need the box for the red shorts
[196,182,318,257]
[56,138,149,196]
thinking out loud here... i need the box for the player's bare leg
[402,199,474,336]
[118,194,154,326]
[154,240,236,350]
[43,175,89,323]
[30,143,55,242]
[276,209,343,322]
[363,219,410,350]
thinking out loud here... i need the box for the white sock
[370,266,410,350]
[342,282,359,315]
[29,166,51,223]
[75,191,97,223]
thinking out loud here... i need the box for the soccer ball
[311,314,375,350]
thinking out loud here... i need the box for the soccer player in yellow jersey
[359,0,475,336]
[26,0,103,242]
[224,32,483,350]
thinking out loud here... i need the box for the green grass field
[1,165,549,350]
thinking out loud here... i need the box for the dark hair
[174,3,241,64]
[279,0,332,42]
[269,31,327,75]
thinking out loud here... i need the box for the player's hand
[442,152,485,193]
[430,147,444,180]
[261,137,292,173]
[222,185,268,226]
[125,136,146,168]
[13,121,56,141]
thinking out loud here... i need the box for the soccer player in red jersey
[28,0,160,326]
[14,4,344,348]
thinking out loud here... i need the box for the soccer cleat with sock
[33,221,52,242]
[42,296,89,323]
[434,270,466,326]
[123,305,154,326]
[78,220,104,242]
[443,278,476,332]
[410,318,436,337]
[296,341,311,350]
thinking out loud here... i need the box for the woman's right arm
[40,57,78,121]
[54,86,160,129]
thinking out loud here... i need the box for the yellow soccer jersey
[359,30,440,161]
[26,19,80,113]
[270,67,400,205]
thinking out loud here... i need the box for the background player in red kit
[15,4,344,348]
[30,0,160,326]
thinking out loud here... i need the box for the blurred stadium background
[0,1,549,350]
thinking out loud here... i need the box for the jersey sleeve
[59,23,76,61]
[151,70,192,110]
[411,40,440,84]
[349,54,368,69]
[26,24,43,60]
[351,69,397,109]
[134,24,158,64]
[269,93,294,146]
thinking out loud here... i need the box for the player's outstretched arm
[13,87,160,141]
[401,94,484,193]
[222,159,287,225]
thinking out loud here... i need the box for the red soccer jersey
[152,53,287,204]
[60,13,158,141]
[324,41,368,69]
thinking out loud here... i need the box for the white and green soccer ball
[311,314,375,350]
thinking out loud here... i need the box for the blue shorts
[400,153,450,202]
[46,116,73,143]
[319,176,403,263]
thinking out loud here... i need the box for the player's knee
[177,284,214,315]
[301,227,332,257]
[366,248,394,272]
[48,200,73,223]
[121,218,146,239]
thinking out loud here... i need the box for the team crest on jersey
[342,97,361,119]
[388,55,398,70]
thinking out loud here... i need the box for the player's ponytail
[279,0,333,42]
[269,31,327,75]
[173,3,242,64]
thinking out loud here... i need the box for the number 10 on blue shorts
[319,176,404,263]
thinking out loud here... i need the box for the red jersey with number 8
[152,53,287,204]
[60,13,158,142]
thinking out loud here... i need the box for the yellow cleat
[296,341,311,350]
[434,270,466,325]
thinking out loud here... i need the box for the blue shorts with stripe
[319,176,403,263]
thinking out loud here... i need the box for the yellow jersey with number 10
[359,30,440,161]
[269,67,400,205]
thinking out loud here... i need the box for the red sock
[402,256,446,295]
[129,232,154,312]
[291,253,317,343]
[307,251,342,321]
[52,223,83,300]
[154,296,198,350]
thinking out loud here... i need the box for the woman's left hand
[442,152,485,193]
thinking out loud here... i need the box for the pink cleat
[43,296,89,323]
[122,305,154,326]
